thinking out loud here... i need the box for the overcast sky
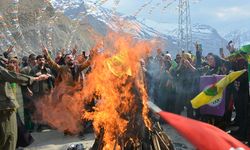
[98,0,250,35]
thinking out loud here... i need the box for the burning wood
[91,121,174,150]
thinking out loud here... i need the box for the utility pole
[178,0,192,52]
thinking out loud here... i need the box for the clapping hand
[34,74,49,81]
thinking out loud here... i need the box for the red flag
[148,101,249,150]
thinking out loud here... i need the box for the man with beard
[42,47,91,87]
[42,46,93,135]
[30,55,54,96]
[29,55,54,131]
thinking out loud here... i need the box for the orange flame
[36,32,159,149]
[81,32,157,149]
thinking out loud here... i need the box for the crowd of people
[142,41,249,142]
[0,40,249,149]
[0,45,93,149]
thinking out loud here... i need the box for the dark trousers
[175,90,195,118]
[234,72,249,139]
[235,88,249,138]
[23,96,35,131]
[223,83,237,124]
[0,110,17,150]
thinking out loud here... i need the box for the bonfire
[38,32,174,150]
[81,33,173,150]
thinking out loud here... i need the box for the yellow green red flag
[106,51,132,78]
[191,70,246,109]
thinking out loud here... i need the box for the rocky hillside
[0,0,100,56]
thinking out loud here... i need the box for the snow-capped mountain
[224,29,250,49]
[52,1,164,39]
[192,24,227,54]
[0,0,100,55]
[50,0,83,11]
[50,0,227,55]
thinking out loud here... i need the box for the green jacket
[0,66,34,110]
[29,65,54,95]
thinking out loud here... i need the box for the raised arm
[195,42,202,68]
[3,45,14,58]
[78,48,97,72]
[78,60,91,72]
[42,46,61,71]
